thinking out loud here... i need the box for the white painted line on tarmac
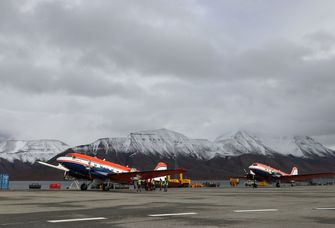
[148,212,197,217]
[315,208,335,210]
[234,209,279,213]
[47,217,107,223]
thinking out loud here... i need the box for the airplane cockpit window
[252,163,257,166]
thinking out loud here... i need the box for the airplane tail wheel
[80,183,88,191]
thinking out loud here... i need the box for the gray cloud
[0,0,335,146]
[305,30,335,50]
[32,0,222,79]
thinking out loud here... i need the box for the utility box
[0,174,9,190]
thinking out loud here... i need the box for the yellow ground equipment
[167,173,191,187]
[258,181,268,187]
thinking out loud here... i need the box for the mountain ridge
[0,139,69,163]
[1,129,334,164]
[75,129,335,159]
[1,129,335,180]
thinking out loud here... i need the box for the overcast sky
[1,0,335,146]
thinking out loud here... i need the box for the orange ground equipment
[191,183,204,188]
[230,178,240,187]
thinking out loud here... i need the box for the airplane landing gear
[67,180,80,190]
[101,183,110,191]
[80,183,88,191]
[252,177,257,188]
[276,182,281,188]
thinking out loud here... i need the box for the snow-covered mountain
[0,139,69,163]
[74,128,234,159]
[0,129,333,166]
[74,129,334,159]
[215,130,335,157]
[1,129,335,180]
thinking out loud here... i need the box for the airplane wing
[107,168,185,184]
[280,172,335,182]
[37,161,69,172]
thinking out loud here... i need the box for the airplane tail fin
[153,162,167,181]
[290,166,298,175]
[154,162,167,171]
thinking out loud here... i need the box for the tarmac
[0,186,335,228]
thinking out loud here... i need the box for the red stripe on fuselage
[254,163,289,176]
[66,153,131,172]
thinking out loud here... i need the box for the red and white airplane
[38,152,184,190]
[244,162,335,187]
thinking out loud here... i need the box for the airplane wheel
[102,184,109,191]
[276,183,280,188]
[253,183,258,188]
[80,183,88,191]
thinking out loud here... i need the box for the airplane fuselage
[248,163,290,182]
[57,153,131,180]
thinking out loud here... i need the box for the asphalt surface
[0,186,335,227]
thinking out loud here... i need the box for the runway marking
[315,208,335,210]
[148,212,197,217]
[234,209,278,213]
[47,217,107,223]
